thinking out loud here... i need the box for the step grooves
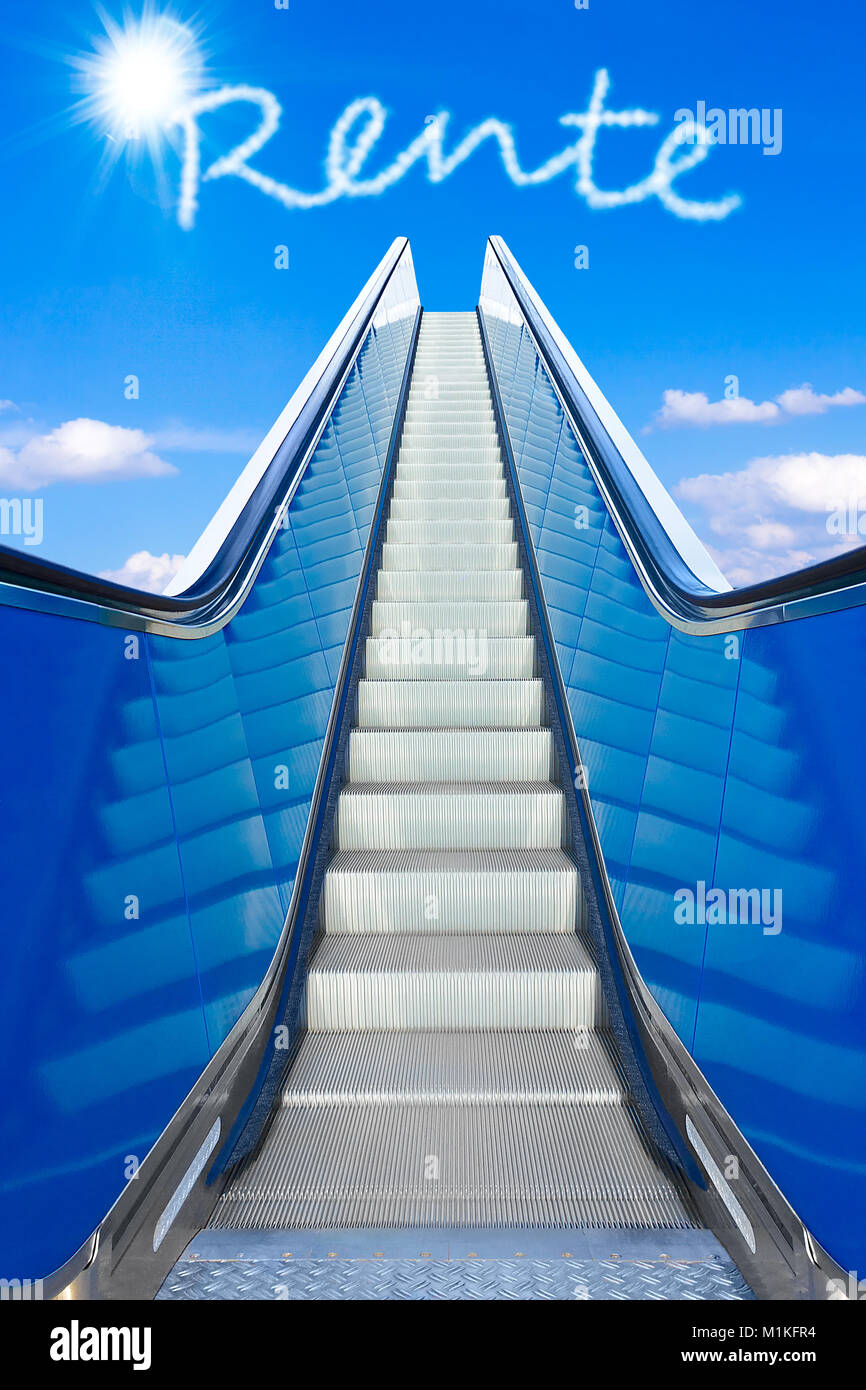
[281,1031,628,1106]
[305,933,604,1031]
[212,1104,693,1230]
[322,847,581,934]
[335,782,566,850]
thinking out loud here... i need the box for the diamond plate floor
[157,1228,753,1301]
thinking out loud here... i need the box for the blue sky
[0,0,864,589]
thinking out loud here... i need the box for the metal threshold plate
[157,1227,754,1301]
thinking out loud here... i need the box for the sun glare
[76,11,202,140]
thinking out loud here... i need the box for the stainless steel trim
[686,1116,756,1254]
[152,1119,221,1252]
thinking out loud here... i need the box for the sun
[73,9,203,141]
[98,25,195,134]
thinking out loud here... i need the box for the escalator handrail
[0,237,417,636]
[483,235,866,633]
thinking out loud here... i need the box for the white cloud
[0,419,177,489]
[704,543,823,589]
[775,383,866,416]
[676,451,866,584]
[655,389,781,428]
[650,381,866,430]
[679,451,866,517]
[99,551,187,593]
[0,399,17,414]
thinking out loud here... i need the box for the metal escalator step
[397,422,494,439]
[397,447,501,466]
[415,341,482,351]
[322,847,579,935]
[348,728,552,781]
[410,346,484,355]
[397,422,497,439]
[411,363,485,370]
[404,398,494,414]
[281,1030,627,1106]
[356,679,544,729]
[404,394,492,409]
[374,570,522,602]
[407,371,487,382]
[371,600,528,636]
[365,634,533,678]
[212,1100,692,1230]
[305,932,603,1030]
[335,781,565,850]
[406,370,488,380]
[394,467,504,486]
[403,415,496,433]
[381,543,518,571]
[392,479,508,500]
[385,519,513,546]
[396,457,502,476]
[388,497,510,520]
[406,385,489,397]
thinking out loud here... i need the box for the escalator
[206,311,694,1242]
[1,240,863,1303]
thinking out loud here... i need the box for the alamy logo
[0,497,43,546]
[0,1277,43,1300]
[674,880,782,935]
[826,496,866,537]
[377,624,488,676]
[674,102,783,156]
[50,1321,152,1371]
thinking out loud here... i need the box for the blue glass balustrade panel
[148,313,413,1052]
[481,254,866,1272]
[0,608,209,1281]
[0,264,417,1281]
[694,610,866,1273]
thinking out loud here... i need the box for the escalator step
[385,518,514,545]
[322,847,580,935]
[374,570,522,602]
[371,599,528,636]
[381,542,518,571]
[281,1030,627,1106]
[212,1100,692,1231]
[392,478,508,500]
[335,781,566,850]
[348,728,552,782]
[365,633,532,678]
[356,678,544,729]
[304,932,602,1030]
[389,497,510,520]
